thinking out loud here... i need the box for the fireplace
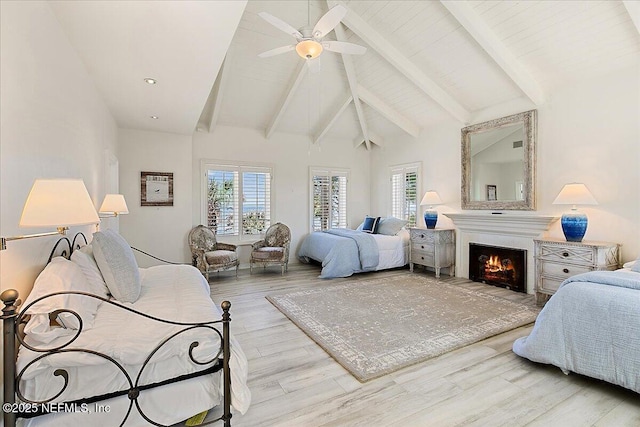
[469,243,527,293]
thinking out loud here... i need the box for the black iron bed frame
[2,233,233,427]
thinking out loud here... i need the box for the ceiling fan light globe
[296,40,323,59]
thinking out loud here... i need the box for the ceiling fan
[257,4,366,60]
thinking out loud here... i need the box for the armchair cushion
[205,250,238,266]
[252,247,285,261]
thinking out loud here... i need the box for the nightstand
[409,228,455,278]
[534,238,620,305]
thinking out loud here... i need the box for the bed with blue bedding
[513,269,640,393]
[298,228,409,278]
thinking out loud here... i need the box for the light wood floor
[203,264,640,427]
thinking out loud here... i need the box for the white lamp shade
[19,179,100,227]
[420,191,443,206]
[552,183,598,205]
[99,194,129,215]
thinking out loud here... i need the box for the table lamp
[420,191,443,229]
[552,183,597,242]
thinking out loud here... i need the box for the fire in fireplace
[469,243,526,293]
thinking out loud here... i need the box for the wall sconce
[1,179,100,250]
[99,194,129,218]
[420,190,443,229]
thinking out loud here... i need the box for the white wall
[371,62,640,264]
[192,126,371,266]
[118,129,193,267]
[0,1,118,298]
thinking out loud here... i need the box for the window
[310,168,348,231]
[203,162,272,239]
[390,163,420,227]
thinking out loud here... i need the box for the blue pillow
[361,216,381,234]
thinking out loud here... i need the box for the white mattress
[16,265,250,426]
[373,229,410,271]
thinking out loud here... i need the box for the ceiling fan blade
[312,4,347,39]
[258,12,303,39]
[322,41,367,55]
[258,45,296,58]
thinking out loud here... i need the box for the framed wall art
[486,184,497,201]
[141,171,173,206]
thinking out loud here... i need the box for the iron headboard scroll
[1,289,232,427]
[47,232,88,264]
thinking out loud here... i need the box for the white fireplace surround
[444,213,559,294]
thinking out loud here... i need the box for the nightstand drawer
[541,261,591,278]
[411,253,434,265]
[410,229,435,244]
[411,243,435,254]
[538,244,595,263]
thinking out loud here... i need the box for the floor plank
[201,264,639,426]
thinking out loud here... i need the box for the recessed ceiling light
[150,115,159,120]
[144,78,157,85]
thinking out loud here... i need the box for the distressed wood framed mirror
[461,110,537,210]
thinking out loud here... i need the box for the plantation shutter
[390,164,420,227]
[241,167,272,235]
[206,167,239,236]
[311,168,348,231]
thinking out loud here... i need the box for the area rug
[266,275,539,382]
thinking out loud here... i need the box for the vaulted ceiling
[50,1,639,147]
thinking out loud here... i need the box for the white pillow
[92,229,141,303]
[631,259,640,273]
[376,217,409,235]
[21,257,102,330]
[70,244,109,298]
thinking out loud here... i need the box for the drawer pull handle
[421,245,424,249]
[420,234,425,239]
[421,257,424,260]
[563,268,569,274]
[562,252,569,257]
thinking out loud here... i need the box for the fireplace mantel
[443,213,558,237]
[443,213,559,294]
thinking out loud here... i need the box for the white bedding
[372,229,410,270]
[16,264,250,426]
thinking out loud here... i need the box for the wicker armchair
[188,225,238,279]
[250,222,291,275]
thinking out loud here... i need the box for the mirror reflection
[469,122,524,202]
[461,110,536,210]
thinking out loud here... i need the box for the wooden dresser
[534,238,620,305]
[408,228,455,278]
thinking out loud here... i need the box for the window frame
[309,167,350,232]
[201,159,275,242]
[389,162,421,228]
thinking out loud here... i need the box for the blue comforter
[513,270,640,393]
[298,229,379,278]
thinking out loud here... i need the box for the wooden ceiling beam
[357,85,420,137]
[265,60,307,139]
[332,21,371,150]
[623,1,640,35]
[330,0,470,124]
[314,95,353,144]
[441,1,545,105]
[206,56,231,133]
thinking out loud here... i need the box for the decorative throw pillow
[92,229,141,303]
[361,216,381,234]
[71,244,110,298]
[631,259,640,273]
[377,217,409,236]
[21,257,102,330]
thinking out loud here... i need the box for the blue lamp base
[561,212,588,242]
[424,210,438,229]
